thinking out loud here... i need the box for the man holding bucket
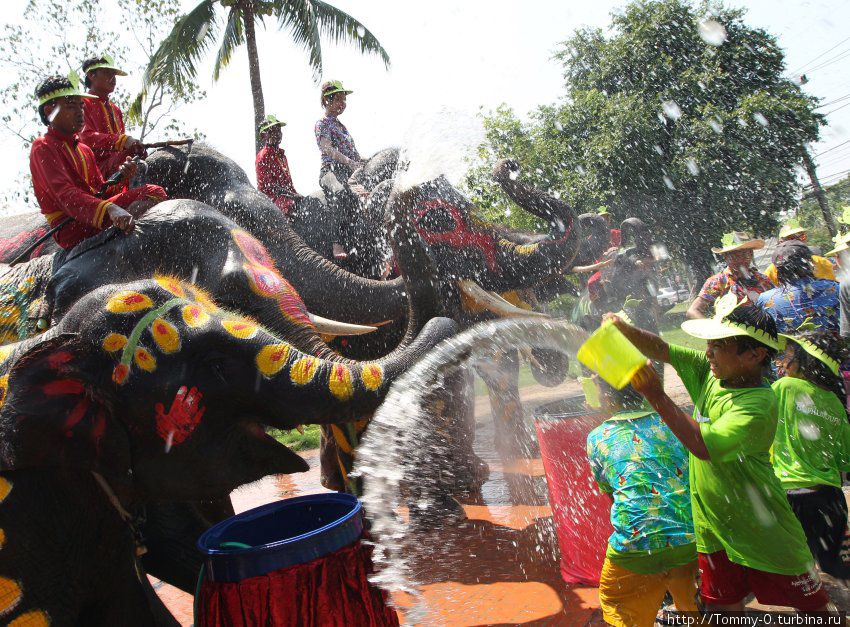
[595,294,833,613]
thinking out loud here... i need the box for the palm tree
[131,0,390,151]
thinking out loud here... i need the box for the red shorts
[698,550,829,611]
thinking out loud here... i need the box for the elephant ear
[0,333,130,483]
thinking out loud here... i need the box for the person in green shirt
[586,378,698,627]
[773,329,850,579]
[606,292,832,612]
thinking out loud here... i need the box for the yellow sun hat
[681,292,782,350]
[710,231,765,255]
[778,218,806,239]
[36,70,98,106]
[82,53,128,77]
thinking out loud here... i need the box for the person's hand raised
[630,361,663,399]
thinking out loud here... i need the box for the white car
[656,286,689,308]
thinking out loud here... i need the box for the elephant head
[0,277,455,502]
[144,144,408,324]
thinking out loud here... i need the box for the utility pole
[802,149,837,237]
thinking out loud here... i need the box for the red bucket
[535,396,612,586]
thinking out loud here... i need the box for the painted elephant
[0,197,450,592]
[0,276,454,624]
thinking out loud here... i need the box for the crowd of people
[26,51,850,625]
[588,221,850,624]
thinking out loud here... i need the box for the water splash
[698,19,727,47]
[356,318,589,618]
[661,101,682,121]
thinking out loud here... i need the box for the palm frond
[272,0,323,82]
[213,8,246,81]
[141,0,220,95]
[310,1,390,70]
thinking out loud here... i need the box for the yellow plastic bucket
[577,321,646,389]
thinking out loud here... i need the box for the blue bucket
[197,493,364,583]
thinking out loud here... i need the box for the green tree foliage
[465,0,822,278]
[138,0,390,151]
[797,175,850,251]
[0,0,204,207]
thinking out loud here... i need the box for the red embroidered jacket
[256,146,298,214]
[81,93,130,173]
[29,128,120,249]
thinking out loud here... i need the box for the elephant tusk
[308,314,378,336]
[457,280,549,319]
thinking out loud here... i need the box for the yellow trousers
[598,558,698,627]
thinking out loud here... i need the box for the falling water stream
[356,318,593,623]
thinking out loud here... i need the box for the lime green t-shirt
[668,344,814,575]
[771,376,850,489]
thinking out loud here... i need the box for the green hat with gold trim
[681,292,782,350]
[258,114,286,134]
[779,320,840,375]
[321,80,353,99]
[82,53,127,76]
[597,205,611,217]
[778,218,806,239]
[826,231,850,257]
[36,71,98,106]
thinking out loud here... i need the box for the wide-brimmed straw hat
[710,231,765,255]
[681,292,782,350]
[826,231,850,257]
[780,329,840,375]
[778,218,807,239]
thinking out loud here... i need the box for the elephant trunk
[490,159,583,283]
[145,144,408,325]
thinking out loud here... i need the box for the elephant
[0,276,454,625]
[0,195,450,593]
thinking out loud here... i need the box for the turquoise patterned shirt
[586,411,695,554]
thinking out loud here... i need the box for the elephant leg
[140,498,234,594]
[476,348,533,458]
[443,368,489,495]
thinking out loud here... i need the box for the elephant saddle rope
[91,471,148,559]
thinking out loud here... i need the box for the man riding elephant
[0,277,454,624]
[80,54,146,175]
[30,73,166,251]
[256,113,346,262]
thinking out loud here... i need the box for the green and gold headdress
[82,53,127,76]
[681,292,781,350]
[37,71,98,106]
[779,319,840,375]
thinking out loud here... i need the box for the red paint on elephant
[46,351,75,371]
[413,199,500,273]
[243,263,312,327]
[232,229,276,268]
[155,385,206,447]
[64,397,91,431]
[43,379,85,396]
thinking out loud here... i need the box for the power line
[815,140,850,158]
[789,35,850,75]
[825,101,850,116]
[805,49,850,75]
[816,93,850,109]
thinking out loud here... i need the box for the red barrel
[535,396,612,586]
[196,493,398,626]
